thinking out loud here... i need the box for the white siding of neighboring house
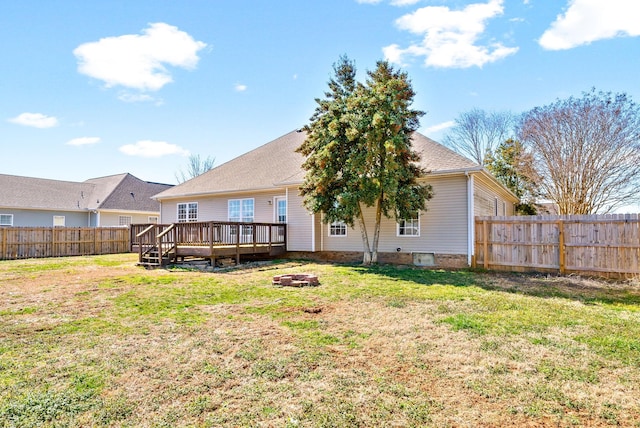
[320,175,469,255]
[473,174,516,217]
[98,211,159,227]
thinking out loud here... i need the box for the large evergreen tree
[297,57,432,265]
[485,138,539,214]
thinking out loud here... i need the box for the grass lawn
[1,254,639,427]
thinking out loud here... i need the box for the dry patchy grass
[1,254,640,427]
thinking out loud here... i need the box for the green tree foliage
[485,138,539,215]
[297,57,433,265]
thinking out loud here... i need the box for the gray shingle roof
[154,130,479,200]
[0,173,172,212]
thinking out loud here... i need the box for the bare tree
[443,108,515,165]
[519,89,640,214]
[175,154,215,183]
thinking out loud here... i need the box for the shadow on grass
[336,262,640,308]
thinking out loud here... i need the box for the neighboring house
[0,173,172,227]
[153,130,518,268]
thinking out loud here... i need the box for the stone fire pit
[272,274,319,287]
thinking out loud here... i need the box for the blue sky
[2,0,639,193]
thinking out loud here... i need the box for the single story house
[152,130,518,268]
[0,173,172,228]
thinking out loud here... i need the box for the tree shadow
[347,263,640,307]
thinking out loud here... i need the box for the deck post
[253,224,257,252]
[235,224,240,265]
[209,221,215,267]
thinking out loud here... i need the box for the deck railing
[131,221,287,264]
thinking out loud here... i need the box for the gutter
[466,171,475,267]
[153,186,284,201]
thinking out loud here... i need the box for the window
[148,216,159,224]
[398,215,420,237]
[53,216,66,227]
[228,199,254,223]
[0,214,13,226]
[494,198,499,216]
[229,199,254,237]
[329,221,347,236]
[177,202,198,222]
[276,198,286,223]
[502,201,506,216]
[119,215,132,226]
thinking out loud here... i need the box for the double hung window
[178,202,198,222]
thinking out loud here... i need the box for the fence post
[558,220,566,274]
[1,228,6,259]
[483,220,489,270]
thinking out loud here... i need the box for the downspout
[466,171,475,266]
[285,188,289,250]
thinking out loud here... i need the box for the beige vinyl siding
[287,189,314,251]
[321,175,469,254]
[159,190,285,224]
[473,174,515,217]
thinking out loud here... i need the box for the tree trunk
[356,202,372,265]
[370,196,383,264]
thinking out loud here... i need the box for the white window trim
[177,202,198,223]
[228,198,255,223]
[397,215,420,237]
[1,214,14,226]
[53,215,66,227]
[328,221,347,237]
[274,196,287,223]
[119,215,132,226]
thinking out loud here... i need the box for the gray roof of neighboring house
[0,173,172,212]
[85,173,172,211]
[154,130,480,200]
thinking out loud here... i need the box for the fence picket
[474,215,640,278]
[0,227,130,260]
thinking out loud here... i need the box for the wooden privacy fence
[474,214,640,278]
[0,227,130,260]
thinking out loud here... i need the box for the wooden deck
[131,221,286,266]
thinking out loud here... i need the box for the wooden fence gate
[474,214,640,278]
[0,227,130,260]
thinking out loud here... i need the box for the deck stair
[135,224,177,267]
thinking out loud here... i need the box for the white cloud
[8,112,58,128]
[118,93,158,103]
[383,0,518,68]
[539,0,640,50]
[74,22,207,91]
[356,0,419,5]
[66,137,101,146]
[119,140,190,158]
[425,121,455,134]
[234,83,248,92]
[391,0,421,5]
